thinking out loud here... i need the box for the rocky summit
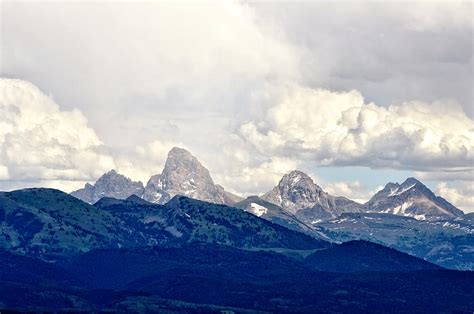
[142,147,241,205]
[70,154,465,227]
[71,170,145,204]
[365,177,463,221]
[71,148,241,206]
[261,170,363,222]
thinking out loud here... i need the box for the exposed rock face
[365,177,463,221]
[71,170,144,204]
[234,195,329,239]
[262,170,363,222]
[69,150,463,224]
[142,147,241,205]
[315,212,474,270]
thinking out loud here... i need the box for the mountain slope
[0,188,173,259]
[58,243,474,313]
[261,170,363,222]
[365,177,463,221]
[0,188,118,258]
[142,147,242,205]
[71,170,145,204]
[316,212,474,270]
[0,188,328,261]
[234,195,328,238]
[454,212,474,227]
[305,240,442,272]
[97,195,329,250]
[61,243,312,290]
[0,248,79,286]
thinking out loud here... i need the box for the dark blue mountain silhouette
[305,240,442,272]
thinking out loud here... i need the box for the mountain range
[67,147,473,270]
[72,147,464,223]
[1,184,473,311]
[71,169,145,205]
[72,147,241,205]
[1,188,327,261]
[2,146,473,311]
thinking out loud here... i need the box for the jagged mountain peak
[279,170,322,190]
[285,170,311,180]
[376,177,436,201]
[105,169,118,175]
[161,147,214,189]
[275,170,323,193]
[262,170,323,214]
[71,170,145,204]
[402,177,422,186]
[69,148,241,206]
[262,170,363,219]
[168,146,194,159]
[164,147,207,174]
[96,169,130,184]
[142,148,241,205]
[366,177,463,220]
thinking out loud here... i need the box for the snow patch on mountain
[262,170,364,222]
[248,203,268,217]
[388,183,416,197]
[365,178,463,221]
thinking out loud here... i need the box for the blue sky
[312,166,413,187]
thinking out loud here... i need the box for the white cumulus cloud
[324,180,381,204]
[115,140,185,184]
[239,84,474,172]
[0,79,115,189]
[436,181,474,213]
[218,156,299,196]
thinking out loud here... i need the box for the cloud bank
[0,79,114,190]
[0,1,472,211]
[437,182,474,213]
[239,85,474,172]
